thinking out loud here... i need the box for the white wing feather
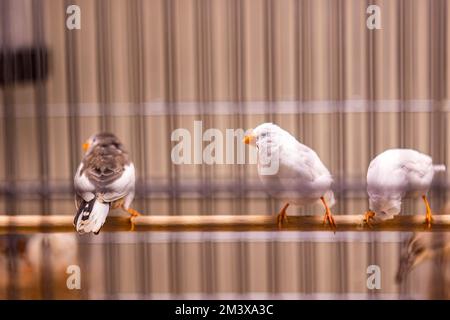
[256,125,334,207]
[74,163,95,202]
[367,149,437,219]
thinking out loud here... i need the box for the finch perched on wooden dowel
[243,123,336,230]
[73,133,140,234]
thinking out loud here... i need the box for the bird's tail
[74,198,109,235]
[433,164,446,172]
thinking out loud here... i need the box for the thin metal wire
[1,0,19,300]
[0,0,449,299]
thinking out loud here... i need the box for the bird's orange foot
[276,211,288,229]
[127,208,141,218]
[126,207,141,232]
[322,210,337,231]
[363,211,376,228]
[320,197,336,232]
[422,195,433,229]
[425,212,433,229]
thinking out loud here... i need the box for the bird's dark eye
[261,132,267,138]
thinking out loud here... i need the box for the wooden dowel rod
[1,214,450,233]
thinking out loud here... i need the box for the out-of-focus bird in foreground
[243,123,336,229]
[396,233,450,284]
[365,149,446,228]
[26,234,78,275]
[73,133,140,234]
[0,234,78,297]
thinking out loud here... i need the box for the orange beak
[243,130,255,144]
[82,141,90,152]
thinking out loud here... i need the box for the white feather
[253,123,334,209]
[75,200,109,234]
[367,149,442,221]
[74,163,95,202]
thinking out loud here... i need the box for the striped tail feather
[74,198,109,235]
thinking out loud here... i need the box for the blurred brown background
[0,0,449,299]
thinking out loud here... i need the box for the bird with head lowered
[365,148,446,228]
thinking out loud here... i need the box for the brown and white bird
[396,233,450,284]
[73,133,140,234]
[243,123,336,229]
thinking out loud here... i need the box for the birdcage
[0,0,449,300]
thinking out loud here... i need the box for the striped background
[0,0,449,299]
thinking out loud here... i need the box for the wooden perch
[1,214,450,234]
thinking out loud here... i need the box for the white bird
[365,148,446,228]
[73,133,140,234]
[243,123,336,229]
